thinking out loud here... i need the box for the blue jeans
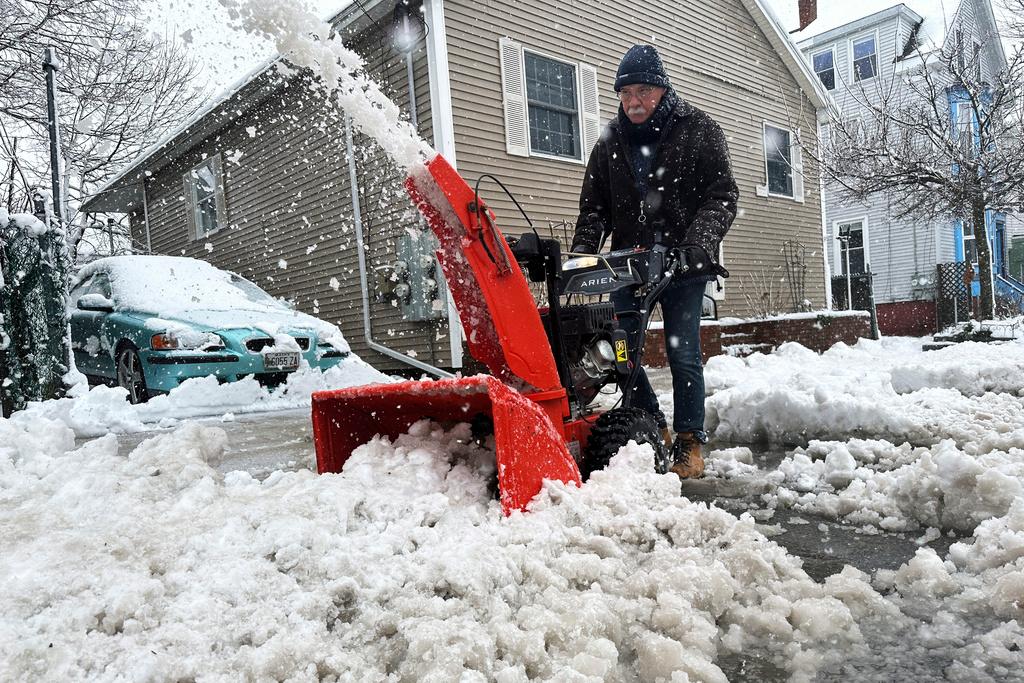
[610,277,707,442]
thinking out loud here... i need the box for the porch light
[391,1,425,54]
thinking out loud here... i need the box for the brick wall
[644,323,722,365]
[643,312,872,366]
[876,301,937,337]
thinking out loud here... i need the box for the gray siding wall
[443,0,829,317]
[799,0,1003,305]
[131,21,448,372]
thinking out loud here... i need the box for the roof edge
[744,0,833,111]
[82,0,381,215]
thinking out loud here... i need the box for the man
[571,44,738,479]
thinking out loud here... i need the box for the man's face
[618,84,667,124]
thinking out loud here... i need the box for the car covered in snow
[68,255,350,403]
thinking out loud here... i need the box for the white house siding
[443,0,829,318]
[800,0,999,308]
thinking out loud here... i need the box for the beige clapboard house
[82,0,831,373]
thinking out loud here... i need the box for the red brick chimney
[798,0,817,31]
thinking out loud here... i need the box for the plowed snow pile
[3,418,875,681]
[705,337,1024,449]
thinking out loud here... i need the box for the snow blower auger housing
[312,153,705,514]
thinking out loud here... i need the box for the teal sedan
[68,255,350,403]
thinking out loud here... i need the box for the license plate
[263,351,300,370]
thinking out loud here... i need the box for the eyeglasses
[618,85,658,101]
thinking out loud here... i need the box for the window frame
[956,101,975,159]
[763,122,795,199]
[812,46,836,91]
[521,47,585,164]
[185,155,225,239]
[832,216,870,276]
[962,219,979,266]
[850,32,879,83]
[956,28,965,71]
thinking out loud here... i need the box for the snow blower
[311,153,707,514]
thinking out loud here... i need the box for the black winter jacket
[572,99,739,277]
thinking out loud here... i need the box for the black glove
[675,245,713,277]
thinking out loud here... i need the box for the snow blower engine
[311,154,710,514]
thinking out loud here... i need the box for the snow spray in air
[222,0,436,172]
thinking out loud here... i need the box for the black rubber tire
[581,407,669,479]
[115,345,150,405]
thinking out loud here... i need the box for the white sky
[143,0,353,93]
[762,0,1020,53]
[157,0,1022,97]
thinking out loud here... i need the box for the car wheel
[116,346,150,404]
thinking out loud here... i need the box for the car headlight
[151,332,223,351]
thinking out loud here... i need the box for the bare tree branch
[0,0,208,258]
[799,17,1024,318]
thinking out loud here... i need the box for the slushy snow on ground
[2,331,1023,680]
[22,358,389,438]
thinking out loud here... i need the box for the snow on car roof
[76,255,289,317]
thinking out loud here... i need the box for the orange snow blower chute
[312,154,584,514]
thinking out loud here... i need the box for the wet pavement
[684,447,967,681]
[683,447,961,582]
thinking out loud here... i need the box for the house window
[524,51,580,159]
[185,156,224,237]
[812,48,836,90]
[963,221,978,265]
[764,124,794,197]
[853,36,877,81]
[499,37,600,164]
[956,29,965,71]
[974,42,983,80]
[957,103,974,158]
[836,219,867,274]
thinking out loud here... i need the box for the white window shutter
[499,37,529,157]
[792,129,805,202]
[182,172,197,239]
[212,154,228,230]
[579,62,600,162]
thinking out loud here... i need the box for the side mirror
[77,294,114,312]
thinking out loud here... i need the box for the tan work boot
[669,432,705,479]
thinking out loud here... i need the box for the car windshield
[227,274,285,307]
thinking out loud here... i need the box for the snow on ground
[763,437,1024,533]
[705,336,1024,450]
[702,333,1024,540]
[3,0,1023,674]
[3,331,1024,679]
[3,420,882,682]
[18,357,388,438]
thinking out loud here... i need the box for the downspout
[405,53,418,129]
[140,178,152,253]
[423,0,463,368]
[817,112,833,310]
[345,114,453,378]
